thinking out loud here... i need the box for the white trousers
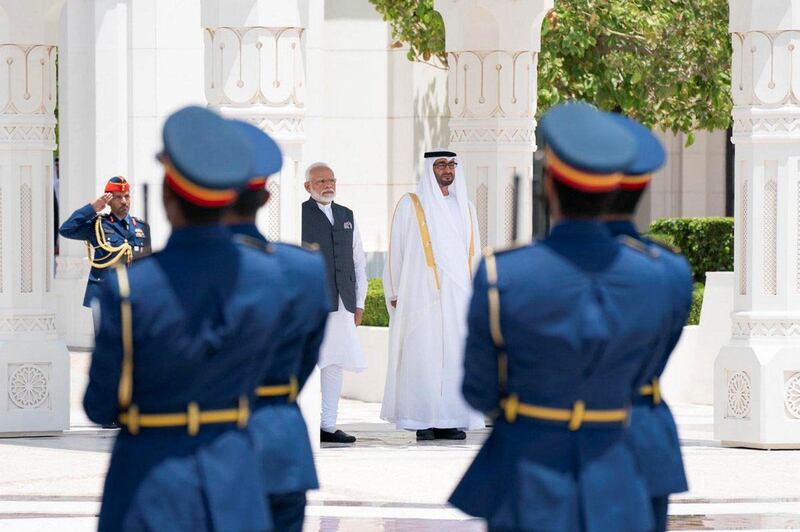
[320,364,344,432]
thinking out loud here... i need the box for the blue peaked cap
[160,106,253,192]
[605,113,665,176]
[539,101,636,175]
[228,120,283,179]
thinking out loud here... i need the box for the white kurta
[316,201,368,372]
[381,193,484,431]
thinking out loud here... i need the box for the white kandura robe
[381,191,484,431]
[316,201,368,372]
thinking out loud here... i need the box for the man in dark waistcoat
[301,162,367,444]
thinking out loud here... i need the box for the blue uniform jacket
[607,220,692,497]
[228,224,330,496]
[59,203,151,307]
[84,225,286,531]
[450,221,672,532]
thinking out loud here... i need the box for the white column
[201,0,319,448]
[714,0,800,448]
[434,0,552,247]
[0,0,69,434]
[202,0,307,244]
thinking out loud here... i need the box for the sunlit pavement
[0,353,798,531]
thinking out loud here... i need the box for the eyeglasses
[311,178,336,186]
[433,162,458,170]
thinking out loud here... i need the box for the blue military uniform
[59,178,151,307]
[605,113,694,532]
[84,106,282,531]
[449,103,673,531]
[226,119,331,532]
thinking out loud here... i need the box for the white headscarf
[417,150,472,287]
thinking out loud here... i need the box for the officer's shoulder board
[642,236,682,256]
[618,234,659,259]
[234,234,274,254]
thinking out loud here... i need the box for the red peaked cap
[104,176,130,193]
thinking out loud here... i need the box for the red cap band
[162,161,238,208]
[105,178,130,193]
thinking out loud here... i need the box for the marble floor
[0,354,799,531]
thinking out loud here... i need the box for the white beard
[310,190,335,204]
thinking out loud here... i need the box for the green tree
[369,0,731,139]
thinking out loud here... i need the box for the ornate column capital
[731,30,800,141]
[434,0,553,52]
[0,44,57,151]
[204,26,305,145]
[446,50,538,147]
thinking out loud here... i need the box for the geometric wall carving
[740,176,748,295]
[0,315,57,333]
[476,183,488,248]
[265,179,281,241]
[8,363,50,409]
[504,182,515,244]
[763,176,778,295]
[726,370,752,419]
[450,126,535,145]
[20,180,33,293]
[732,317,800,337]
[784,372,800,419]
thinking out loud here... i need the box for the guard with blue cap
[223,119,331,532]
[449,101,673,531]
[603,112,693,532]
[59,175,151,313]
[83,105,289,531]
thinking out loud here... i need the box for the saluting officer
[223,119,330,532]
[603,113,694,532]
[449,102,673,531]
[59,176,151,312]
[83,106,287,531]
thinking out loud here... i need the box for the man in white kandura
[302,162,368,444]
[382,149,484,441]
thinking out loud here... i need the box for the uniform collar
[227,223,267,243]
[107,213,132,225]
[604,220,640,239]
[166,224,230,248]
[548,219,612,240]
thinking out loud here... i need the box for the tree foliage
[368,0,732,138]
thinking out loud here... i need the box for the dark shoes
[320,429,356,444]
[416,428,435,441]
[101,422,120,429]
[434,428,466,440]
[416,427,466,441]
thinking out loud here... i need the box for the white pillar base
[0,328,70,434]
[715,340,800,448]
[53,257,94,350]
[694,272,734,405]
